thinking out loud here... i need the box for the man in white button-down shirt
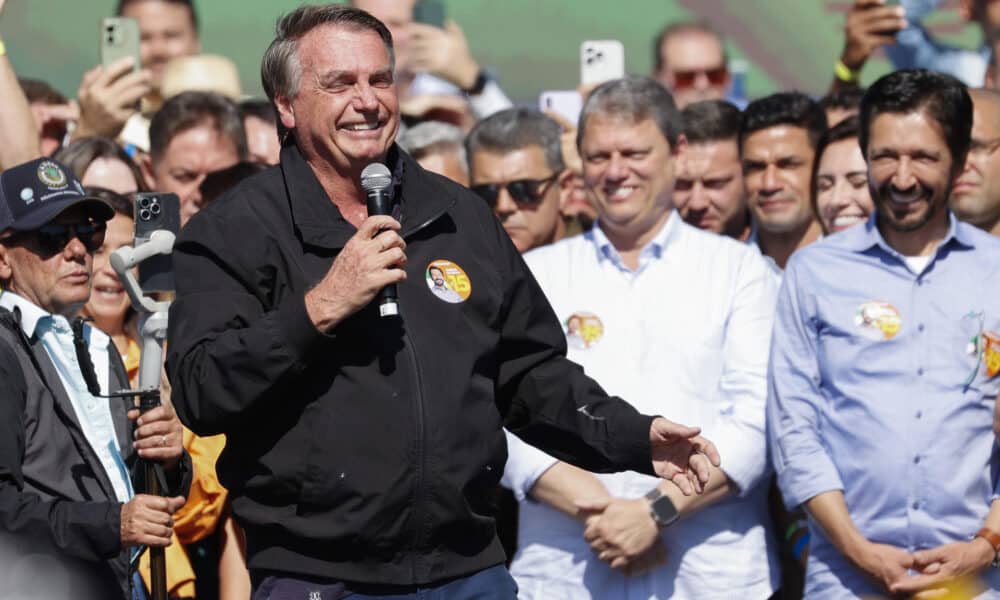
[501,77,780,599]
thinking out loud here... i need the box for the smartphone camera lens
[139,197,151,209]
[150,203,161,215]
[139,208,151,221]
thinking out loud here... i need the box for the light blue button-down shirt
[0,290,134,503]
[767,213,1000,598]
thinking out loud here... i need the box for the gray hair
[465,108,565,177]
[397,121,467,168]
[577,76,681,149]
[261,4,394,103]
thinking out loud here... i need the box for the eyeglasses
[471,173,559,208]
[0,220,107,256]
[672,66,728,90]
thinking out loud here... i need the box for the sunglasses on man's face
[0,220,107,256]
[470,173,559,208]
[672,66,728,90]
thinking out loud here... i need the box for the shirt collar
[844,210,975,255]
[589,210,681,267]
[0,289,51,338]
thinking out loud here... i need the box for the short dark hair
[148,91,248,164]
[680,99,741,144]
[819,87,865,114]
[465,108,565,177]
[261,4,393,104]
[858,69,972,170]
[116,0,199,31]
[19,78,67,105]
[740,91,827,151]
[56,137,149,192]
[811,115,862,208]
[578,76,681,148]
[239,99,278,125]
[653,20,727,73]
[199,161,266,206]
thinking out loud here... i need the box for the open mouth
[342,121,383,132]
[832,215,866,230]
[605,185,638,202]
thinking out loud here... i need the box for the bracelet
[975,527,1000,568]
[834,59,860,84]
[0,38,7,57]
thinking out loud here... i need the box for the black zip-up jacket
[166,144,657,585]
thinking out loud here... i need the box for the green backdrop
[0,0,983,103]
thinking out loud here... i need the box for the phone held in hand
[539,90,583,127]
[580,40,625,86]
[413,0,445,28]
[100,17,140,72]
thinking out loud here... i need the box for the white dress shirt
[0,291,133,503]
[502,213,780,599]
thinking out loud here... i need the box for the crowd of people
[0,0,999,599]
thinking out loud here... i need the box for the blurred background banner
[1,0,981,102]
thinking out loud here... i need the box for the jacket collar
[280,142,457,249]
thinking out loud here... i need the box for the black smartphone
[413,0,445,28]
[133,192,180,293]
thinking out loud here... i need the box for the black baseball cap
[0,158,114,233]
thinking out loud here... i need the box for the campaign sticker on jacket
[854,301,901,341]
[425,259,471,304]
[565,312,603,349]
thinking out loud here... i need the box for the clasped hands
[853,538,994,598]
[573,417,720,575]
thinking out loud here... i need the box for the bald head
[951,88,1000,235]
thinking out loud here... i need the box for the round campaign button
[565,312,603,349]
[425,259,471,304]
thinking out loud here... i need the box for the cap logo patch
[37,161,67,188]
[19,187,34,204]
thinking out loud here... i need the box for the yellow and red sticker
[980,331,1000,378]
[854,301,901,341]
[425,259,471,304]
[565,312,604,349]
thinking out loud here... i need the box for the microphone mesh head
[361,163,393,193]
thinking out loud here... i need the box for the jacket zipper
[398,195,454,580]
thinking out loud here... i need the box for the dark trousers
[251,564,517,600]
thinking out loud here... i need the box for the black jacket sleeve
[166,210,332,435]
[487,212,657,476]
[0,341,122,562]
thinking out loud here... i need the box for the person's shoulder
[180,166,285,241]
[523,231,591,268]
[958,220,1000,251]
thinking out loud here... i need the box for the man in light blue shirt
[768,69,1000,599]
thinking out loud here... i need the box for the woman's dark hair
[55,137,149,192]
[810,116,862,213]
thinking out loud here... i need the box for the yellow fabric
[139,429,228,598]
[123,337,140,385]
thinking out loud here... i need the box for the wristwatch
[975,527,1000,568]
[644,487,680,528]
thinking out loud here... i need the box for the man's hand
[408,21,480,91]
[305,215,407,332]
[541,109,583,176]
[120,494,185,548]
[848,540,914,593]
[841,0,908,71]
[129,403,183,471]
[889,539,994,597]
[577,496,661,570]
[648,417,720,495]
[73,57,151,140]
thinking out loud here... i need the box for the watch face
[651,495,680,526]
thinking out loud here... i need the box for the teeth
[345,122,379,131]
[608,186,635,199]
[833,215,865,228]
[889,190,920,204]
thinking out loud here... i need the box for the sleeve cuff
[777,466,844,509]
[704,423,768,496]
[276,293,336,366]
[610,412,655,477]
[501,430,560,501]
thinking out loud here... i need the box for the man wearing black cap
[0,158,190,599]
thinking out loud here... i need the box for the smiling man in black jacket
[165,5,719,599]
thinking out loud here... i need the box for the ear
[671,133,689,158]
[0,241,13,283]
[275,94,296,132]
[556,168,575,213]
[139,152,157,189]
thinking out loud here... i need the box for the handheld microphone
[360,163,399,318]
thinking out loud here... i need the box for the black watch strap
[463,70,489,95]
[645,487,680,528]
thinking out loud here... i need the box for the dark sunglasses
[0,220,107,256]
[471,173,559,208]
[672,66,728,90]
